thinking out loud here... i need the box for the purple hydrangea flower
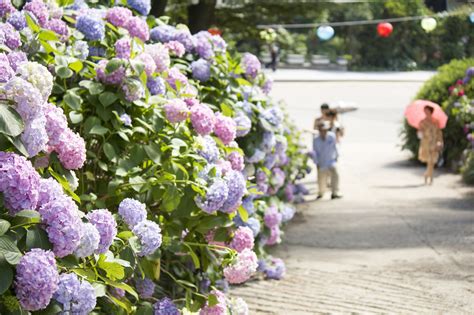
[87,209,117,254]
[260,106,283,129]
[106,7,132,27]
[0,152,40,214]
[135,277,155,299]
[45,18,69,41]
[125,16,149,42]
[266,225,281,245]
[230,297,248,315]
[150,24,176,43]
[194,31,214,60]
[15,249,59,311]
[115,38,131,59]
[264,205,282,228]
[223,249,258,284]
[166,66,187,90]
[88,45,106,57]
[146,43,170,72]
[23,0,48,26]
[261,131,276,153]
[200,290,226,315]
[137,52,157,76]
[173,29,195,52]
[67,40,89,60]
[191,58,211,82]
[195,178,229,214]
[66,0,89,10]
[230,226,254,253]
[241,53,261,79]
[118,198,147,228]
[164,40,185,57]
[191,103,215,135]
[164,99,189,123]
[242,197,255,215]
[221,170,246,213]
[263,257,286,280]
[7,51,27,71]
[17,62,53,103]
[245,217,261,237]
[147,76,166,95]
[120,113,132,126]
[281,206,295,223]
[0,53,14,83]
[154,297,180,315]
[44,102,68,148]
[227,151,244,171]
[234,114,251,137]
[110,287,126,298]
[211,35,227,53]
[96,59,126,85]
[132,220,162,256]
[122,79,145,102]
[0,0,14,18]
[262,77,273,94]
[214,113,237,145]
[0,22,20,49]
[466,67,474,78]
[37,178,64,206]
[127,0,150,15]
[53,273,97,314]
[7,11,26,30]
[196,136,219,163]
[56,130,86,170]
[74,222,100,258]
[76,14,105,41]
[256,169,269,194]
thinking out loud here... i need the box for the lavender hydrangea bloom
[133,220,162,256]
[281,206,295,223]
[165,40,185,57]
[66,0,89,10]
[260,106,283,129]
[67,40,89,60]
[214,113,237,145]
[21,116,48,156]
[195,178,229,214]
[261,131,276,153]
[263,257,286,280]
[200,290,227,315]
[241,53,261,79]
[17,62,53,103]
[241,197,255,215]
[7,11,26,30]
[120,113,132,126]
[15,249,59,311]
[223,249,258,284]
[106,7,132,28]
[74,222,100,258]
[115,38,131,59]
[87,209,117,254]
[0,0,14,18]
[147,77,166,95]
[227,151,244,171]
[234,114,251,137]
[137,52,157,76]
[211,35,227,53]
[230,226,254,252]
[0,53,14,83]
[166,66,188,90]
[56,130,86,170]
[76,14,105,41]
[245,217,261,237]
[37,178,63,206]
[264,205,282,228]
[221,170,246,213]
[0,22,20,49]
[150,24,176,43]
[7,51,27,71]
[0,152,40,214]
[54,273,97,314]
[191,58,211,82]
[118,198,147,228]
[127,0,150,15]
[196,136,219,163]
[45,18,69,40]
[230,297,249,315]
[125,16,149,42]
[135,277,155,299]
[262,77,273,94]
[122,79,145,102]
[23,0,48,26]
[154,297,180,315]
[194,31,214,60]
[110,287,126,298]
[174,29,195,52]
[145,43,170,72]
[39,196,83,257]
[164,99,189,123]
[191,103,215,135]
[96,59,126,85]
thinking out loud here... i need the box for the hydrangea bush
[0,0,309,313]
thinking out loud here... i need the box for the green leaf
[108,294,132,313]
[0,104,24,137]
[64,92,83,111]
[69,111,83,124]
[100,277,138,300]
[25,13,39,32]
[69,60,84,73]
[56,66,74,79]
[0,220,11,236]
[103,143,117,162]
[237,205,248,222]
[161,186,182,212]
[208,294,218,307]
[11,210,41,227]
[38,30,59,41]
[0,263,13,294]
[98,255,125,281]
[0,236,22,265]
[144,143,161,164]
[34,301,62,315]
[105,59,124,74]
[129,176,146,192]
[48,168,81,203]
[93,283,107,298]
[26,226,51,250]
[220,103,234,117]
[117,231,134,240]
[89,125,109,136]
[72,268,97,281]
[79,80,104,95]
[99,92,118,107]
[136,302,154,315]
[183,244,200,269]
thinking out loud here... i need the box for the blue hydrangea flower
[118,198,147,228]
[241,197,255,215]
[54,273,96,314]
[88,45,105,57]
[194,32,214,60]
[133,220,162,256]
[127,0,151,15]
[281,206,295,223]
[245,217,261,237]
[150,25,176,43]
[154,297,179,315]
[234,113,251,137]
[76,14,105,41]
[221,170,246,213]
[147,77,166,95]
[191,58,211,82]
[120,113,132,126]
[86,209,117,254]
[135,277,155,299]
[196,136,219,163]
[74,222,100,258]
[195,178,229,214]
[7,11,26,30]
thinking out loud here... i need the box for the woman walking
[418,105,443,185]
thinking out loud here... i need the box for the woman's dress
[418,119,443,164]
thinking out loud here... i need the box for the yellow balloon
[421,17,437,32]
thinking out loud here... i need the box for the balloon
[316,26,335,41]
[470,12,474,23]
[377,22,393,37]
[421,17,437,32]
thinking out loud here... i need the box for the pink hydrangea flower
[227,151,244,171]
[190,103,215,135]
[230,226,254,253]
[164,99,189,123]
[214,113,236,145]
[223,249,258,284]
[165,40,185,57]
[106,7,132,28]
[124,16,149,42]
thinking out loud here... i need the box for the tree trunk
[187,0,217,34]
[151,0,168,17]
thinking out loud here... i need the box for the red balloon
[377,22,393,37]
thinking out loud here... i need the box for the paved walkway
[232,77,474,314]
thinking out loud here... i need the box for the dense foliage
[0,0,309,314]
[400,59,474,182]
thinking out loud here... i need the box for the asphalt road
[232,74,474,314]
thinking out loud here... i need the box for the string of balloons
[259,11,474,41]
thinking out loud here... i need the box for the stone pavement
[232,75,474,314]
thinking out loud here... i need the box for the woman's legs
[426,159,435,185]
